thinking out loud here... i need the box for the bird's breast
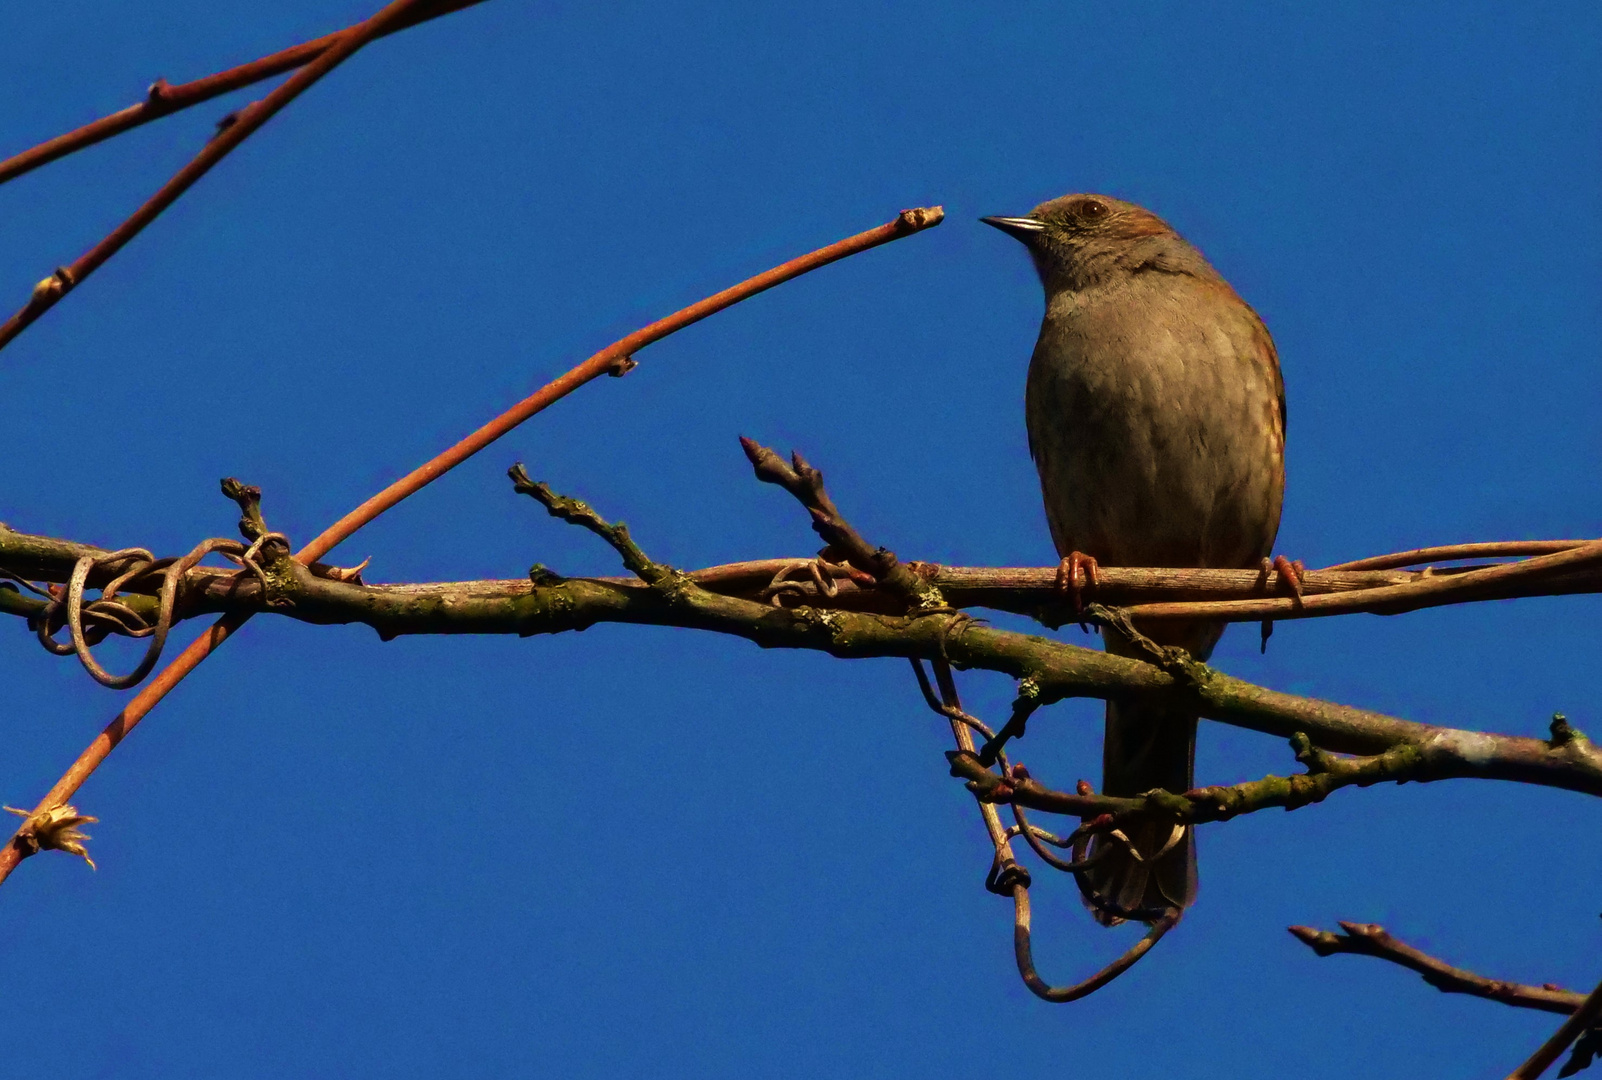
[1024,272,1284,570]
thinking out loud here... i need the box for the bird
[983,193,1286,924]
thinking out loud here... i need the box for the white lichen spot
[1428,729,1498,766]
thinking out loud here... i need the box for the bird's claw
[1055,551,1100,626]
[1258,554,1306,651]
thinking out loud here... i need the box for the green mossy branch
[948,731,1430,828]
[2,487,1600,805]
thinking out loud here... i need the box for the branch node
[220,477,269,542]
[1291,731,1334,774]
[977,677,1044,766]
[29,266,76,306]
[1551,713,1589,749]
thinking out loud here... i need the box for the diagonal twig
[1288,919,1602,1078]
[0,206,942,887]
[739,437,942,608]
[1287,921,1585,1015]
[1512,977,1602,1078]
[0,0,490,188]
[0,0,457,355]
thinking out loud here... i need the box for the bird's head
[983,193,1211,293]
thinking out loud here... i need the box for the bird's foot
[1258,554,1306,652]
[1055,551,1100,628]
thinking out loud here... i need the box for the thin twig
[1321,540,1589,572]
[1122,539,1602,622]
[915,658,1174,1003]
[1287,921,1584,1014]
[0,1,489,188]
[0,208,941,887]
[739,437,942,608]
[1510,976,1602,1079]
[0,0,455,355]
[301,208,941,565]
[1013,891,1180,1002]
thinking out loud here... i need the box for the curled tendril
[35,537,256,689]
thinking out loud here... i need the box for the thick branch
[175,545,1601,801]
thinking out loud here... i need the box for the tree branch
[948,731,1433,826]
[1288,922,1602,1078]
[5,518,1601,806]
[0,0,453,355]
[0,0,491,188]
[0,208,942,889]
[10,523,1598,624]
[1287,921,1584,1015]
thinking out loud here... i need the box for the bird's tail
[1079,619,1221,926]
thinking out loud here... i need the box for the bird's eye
[1077,199,1109,220]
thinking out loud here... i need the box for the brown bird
[984,193,1286,924]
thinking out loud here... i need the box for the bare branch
[1287,921,1584,1015]
[0,209,942,890]
[7,517,1601,806]
[508,466,675,590]
[0,0,451,355]
[0,1,491,188]
[1323,540,1591,572]
[11,525,1600,623]
[1515,978,1602,1079]
[301,209,942,566]
[1287,922,1602,1078]
[739,437,943,608]
[948,731,1432,826]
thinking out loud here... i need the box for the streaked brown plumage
[985,193,1285,923]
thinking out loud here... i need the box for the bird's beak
[981,215,1046,244]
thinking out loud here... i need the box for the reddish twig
[1321,540,1589,572]
[304,206,943,563]
[0,0,451,355]
[1121,538,1602,622]
[0,207,942,886]
[0,0,489,188]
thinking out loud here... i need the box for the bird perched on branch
[984,193,1286,924]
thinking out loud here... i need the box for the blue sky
[1,2,1599,1076]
